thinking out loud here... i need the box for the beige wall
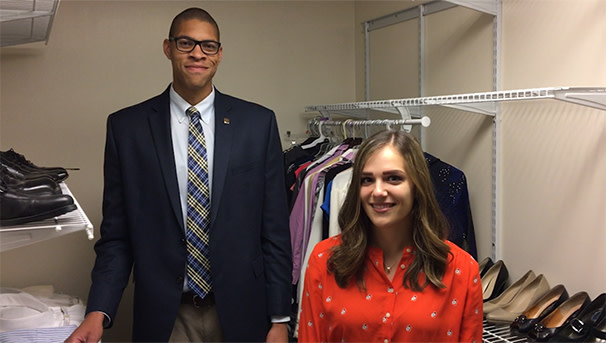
[499,0,605,298]
[1,0,605,341]
[0,1,355,341]
[354,0,605,301]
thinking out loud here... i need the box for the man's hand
[64,311,105,343]
[266,322,289,343]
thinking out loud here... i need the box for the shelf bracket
[440,102,497,116]
[553,88,606,111]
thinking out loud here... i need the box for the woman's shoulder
[445,240,480,269]
[305,235,342,275]
[312,235,342,255]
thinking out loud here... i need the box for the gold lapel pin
[223,118,230,125]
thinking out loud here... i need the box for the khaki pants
[169,293,224,343]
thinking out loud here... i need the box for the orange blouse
[298,235,483,342]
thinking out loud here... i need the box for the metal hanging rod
[308,116,431,136]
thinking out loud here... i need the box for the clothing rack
[307,116,431,138]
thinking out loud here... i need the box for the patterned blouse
[298,235,483,342]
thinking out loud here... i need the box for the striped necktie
[185,106,212,298]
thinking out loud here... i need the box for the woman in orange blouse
[298,130,483,342]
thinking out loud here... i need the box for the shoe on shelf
[482,260,509,302]
[552,293,606,342]
[0,149,68,182]
[478,256,494,277]
[585,313,606,343]
[485,274,550,324]
[510,284,569,333]
[484,270,536,315]
[528,291,591,341]
[1,165,61,195]
[0,184,77,226]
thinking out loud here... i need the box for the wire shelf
[305,87,606,118]
[483,320,531,343]
[0,183,93,252]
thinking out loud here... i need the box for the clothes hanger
[301,120,328,150]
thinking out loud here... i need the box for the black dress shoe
[482,259,509,302]
[0,149,68,182]
[0,185,77,226]
[510,284,569,333]
[586,314,606,342]
[553,293,606,342]
[528,291,591,341]
[1,166,60,195]
[1,159,67,183]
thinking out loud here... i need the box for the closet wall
[1,1,604,341]
[0,1,356,341]
[354,0,605,298]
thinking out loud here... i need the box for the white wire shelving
[0,0,60,47]
[305,87,606,119]
[483,321,531,343]
[0,183,94,252]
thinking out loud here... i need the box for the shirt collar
[169,85,215,124]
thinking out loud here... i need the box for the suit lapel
[147,87,184,231]
[211,90,233,227]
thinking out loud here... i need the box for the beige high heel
[485,274,550,324]
[484,270,536,315]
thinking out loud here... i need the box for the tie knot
[187,106,200,120]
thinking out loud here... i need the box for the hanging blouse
[298,236,483,342]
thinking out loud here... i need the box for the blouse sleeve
[458,258,484,342]
[297,244,329,342]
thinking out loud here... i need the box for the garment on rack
[0,285,85,341]
[284,140,326,207]
[0,325,77,343]
[424,153,478,259]
[289,140,358,285]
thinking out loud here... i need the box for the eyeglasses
[169,36,221,55]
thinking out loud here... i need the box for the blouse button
[387,287,394,293]
[384,339,389,343]
[385,312,391,318]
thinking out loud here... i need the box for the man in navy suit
[66,8,292,343]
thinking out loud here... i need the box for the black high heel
[527,291,591,341]
[586,314,606,343]
[552,292,606,342]
[481,260,508,302]
[510,284,568,333]
[478,256,494,277]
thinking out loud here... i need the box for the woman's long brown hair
[328,130,451,291]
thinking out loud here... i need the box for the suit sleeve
[262,112,294,317]
[85,114,134,326]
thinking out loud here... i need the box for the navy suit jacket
[86,86,292,342]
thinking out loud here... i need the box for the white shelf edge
[0,9,53,22]
[305,87,606,118]
[0,183,94,252]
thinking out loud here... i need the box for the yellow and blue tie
[186,106,212,298]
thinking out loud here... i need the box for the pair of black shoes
[1,148,68,183]
[511,288,605,342]
[551,293,606,342]
[0,149,76,226]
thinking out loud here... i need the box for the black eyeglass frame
[169,36,222,55]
